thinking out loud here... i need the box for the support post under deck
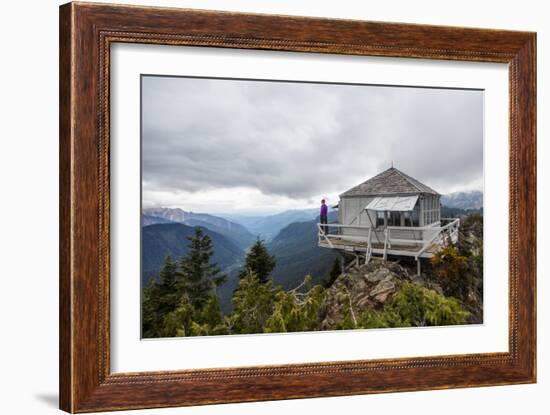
[417,259,421,276]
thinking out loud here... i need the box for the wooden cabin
[318,167,460,274]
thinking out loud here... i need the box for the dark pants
[320,215,328,235]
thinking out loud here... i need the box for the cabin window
[404,211,412,226]
[376,211,385,227]
[412,208,420,226]
[420,196,440,226]
[388,211,400,226]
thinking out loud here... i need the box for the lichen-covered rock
[370,275,396,303]
[366,268,390,283]
[319,259,410,330]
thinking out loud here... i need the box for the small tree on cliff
[430,245,470,300]
[176,227,227,309]
[239,239,276,283]
[265,275,326,333]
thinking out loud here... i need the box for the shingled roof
[340,167,439,197]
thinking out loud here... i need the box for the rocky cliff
[319,258,449,330]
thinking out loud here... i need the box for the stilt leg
[417,259,421,276]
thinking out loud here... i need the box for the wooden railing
[317,218,460,260]
[414,218,460,259]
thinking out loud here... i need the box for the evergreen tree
[200,295,224,329]
[193,296,229,336]
[142,255,178,338]
[239,239,276,283]
[160,294,195,337]
[156,255,179,308]
[231,271,278,334]
[265,276,326,333]
[161,294,229,337]
[142,281,161,338]
[176,227,227,310]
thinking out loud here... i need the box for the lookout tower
[318,167,460,274]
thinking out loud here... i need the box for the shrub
[430,245,469,299]
[356,283,469,328]
[265,276,326,333]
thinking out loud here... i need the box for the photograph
[140,75,485,338]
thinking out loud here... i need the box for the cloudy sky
[142,76,483,215]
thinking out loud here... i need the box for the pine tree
[142,255,178,338]
[176,227,227,310]
[160,294,195,337]
[194,296,228,336]
[156,255,179,308]
[265,276,326,333]
[239,239,276,283]
[230,271,278,334]
[142,281,161,338]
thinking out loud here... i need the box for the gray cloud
[142,76,483,212]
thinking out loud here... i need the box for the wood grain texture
[59,2,537,412]
[59,3,73,411]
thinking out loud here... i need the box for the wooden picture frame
[59,2,536,412]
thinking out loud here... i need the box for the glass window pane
[376,211,384,227]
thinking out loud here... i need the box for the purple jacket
[320,204,328,218]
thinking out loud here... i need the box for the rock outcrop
[319,259,410,330]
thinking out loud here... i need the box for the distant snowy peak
[144,207,240,230]
[143,207,189,223]
[441,191,483,210]
[142,207,255,250]
[142,214,174,226]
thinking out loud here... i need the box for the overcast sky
[142,76,483,215]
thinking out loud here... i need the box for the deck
[317,218,460,263]
[318,237,441,258]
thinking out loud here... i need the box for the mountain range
[441,190,483,210]
[142,214,174,226]
[143,207,255,249]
